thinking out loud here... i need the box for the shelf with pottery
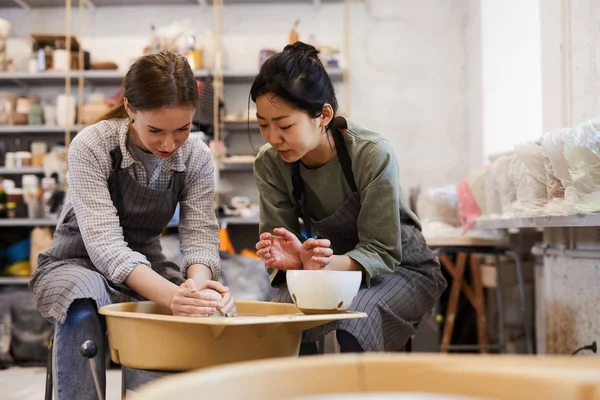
[0,166,45,175]
[475,213,600,230]
[0,0,198,8]
[0,70,211,85]
[219,155,255,172]
[0,276,29,285]
[223,68,344,83]
[0,215,261,287]
[224,120,259,130]
[208,0,344,4]
[0,0,344,10]
[220,215,260,225]
[0,69,341,86]
[0,125,80,134]
[0,218,57,227]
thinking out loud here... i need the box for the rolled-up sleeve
[67,138,151,284]
[178,141,220,280]
[254,149,303,287]
[345,140,403,286]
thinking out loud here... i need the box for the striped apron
[30,147,185,324]
[273,127,447,352]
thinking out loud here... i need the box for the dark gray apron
[30,147,185,324]
[273,126,446,352]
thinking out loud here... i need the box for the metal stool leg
[494,254,506,353]
[44,335,53,400]
[505,250,533,354]
[404,337,412,353]
[469,254,489,353]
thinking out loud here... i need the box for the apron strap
[330,126,358,193]
[291,124,359,239]
[292,161,313,238]
[108,147,124,218]
[109,147,123,171]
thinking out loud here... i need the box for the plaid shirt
[61,118,220,283]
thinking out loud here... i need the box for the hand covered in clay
[171,279,236,317]
[300,238,333,270]
[198,287,237,317]
[255,227,302,271]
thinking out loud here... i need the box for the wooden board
[426,236,508,248]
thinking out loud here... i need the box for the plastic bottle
[0,179,6,218]
[289,20,300,44]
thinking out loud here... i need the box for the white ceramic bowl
[286,270,362,314]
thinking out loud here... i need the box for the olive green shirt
[253,119,420,287]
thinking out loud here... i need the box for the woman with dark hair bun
[253,42,447,354]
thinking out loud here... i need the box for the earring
[130,117,135,124]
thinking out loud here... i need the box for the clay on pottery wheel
[198,288,235,318]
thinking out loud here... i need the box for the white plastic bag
[484,153,515,218]
[542,128,573,188]
[543,186,578,215]
[509,143,547,217]
[416,185,459,227]
[540,127,580,214]
[468,168,487,214]
[563,118,600,212]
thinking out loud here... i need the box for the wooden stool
[427,237,532,354]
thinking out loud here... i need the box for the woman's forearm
[187,264,213,285]
[326,255,364,272]
[124,265,179,308]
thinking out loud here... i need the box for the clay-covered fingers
[302,238,331,250]
[219,292,237,317]
[174,304,218,317]
[264,257,281,269]
[255,237,272,259]
[177,279,204,300]
[310,247,333,257]
[272,227,297,241]
[308,256,331,267]
[197,279,229,295]
[255,245,272,260]
[171,290,219,317]
[301,239,333,270]
[265,257,298,270]
[258,232,274,244]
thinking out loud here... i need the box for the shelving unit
[0,70,211,85]
[0,276,29,285]
[222,68,344,83]
[0,218,58,227]
[0,0,351,284]
[0,167,45,175]
[0,125,79,135]
[211,0,350,216]
[0,0,201,9]
[0,69,342,86]
[221,215,260,225]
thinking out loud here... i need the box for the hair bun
[284,41,320,59]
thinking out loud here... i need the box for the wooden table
[427,236,512,353]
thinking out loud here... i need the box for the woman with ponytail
[30,51,235,399]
